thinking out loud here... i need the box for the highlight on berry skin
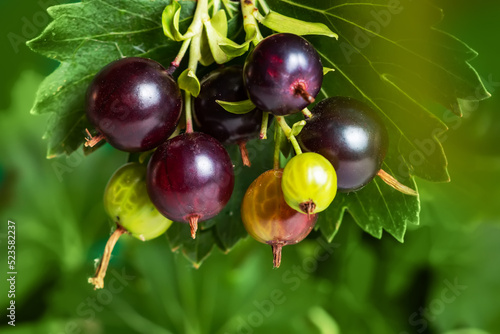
[243,33,323,116]
[146,132,235,239]
[85,57,182,153]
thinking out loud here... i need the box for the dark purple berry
[193,66,264,166]
[298,96,389,192]
[194,66,263,145]
[146,132,235,238]
[243,33,323,116]
[86,57,182,152]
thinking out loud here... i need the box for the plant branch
[259,112,269,139]
[168,38,192,75]
[88,225,127,290]
[241,0,263,45]
[273,124,284,169]
[276,116,302,155]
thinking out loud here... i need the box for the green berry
[281,152,337,214]
[104,162,172,241]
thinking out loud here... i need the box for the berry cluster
[85,29,412,287]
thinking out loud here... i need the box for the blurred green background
[1,0,499,333]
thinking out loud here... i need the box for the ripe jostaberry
[147,132,235,239]
[243,33,323,116]
[86,57,182,152]
[193,66,264,166]
[298,96,389,192]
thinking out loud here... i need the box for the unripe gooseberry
[281,152,337,215]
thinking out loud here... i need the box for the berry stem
[167,38,192,75]
[294,83,315,104]
[301,107,313,119]
[84,128,105,148]
[276,116,302,155]
[241,0,263,45]
[273,124,284,169]
[185,91,194,133]
[238,141,251,167]
[272,243,283,268]
[183,31,202,134]
[88,225,127,290]
[259,112,269,139]
[377,169,418,196]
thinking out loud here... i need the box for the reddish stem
[84,128,105,148]
[377,169,418,196]
[188,214,200,239]
[238,141,251,167]
[167,63,179,76]
[294,82,315,104]
[88,225,127,290]
[272,243,283,268]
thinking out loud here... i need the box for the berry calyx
[298,96,389,192]
[281,152,337,214]
[147,132,235,238]
[193,66,264,167]
[241,169,317,268]
[243,33,323,116]
[86,57,182,152]
[89,162,172,290]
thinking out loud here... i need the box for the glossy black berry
[86,57,182,152]
[193,66,263,145]
[298,96,389,192]
[243,33,323,116]
[146,132,235,238]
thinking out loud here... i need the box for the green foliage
[216,99,256,114]
[26,0,490,264]
[256,10,337,38]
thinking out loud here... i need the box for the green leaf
[291,120,306,137]
[212,9,228,36]
[199,28,215,66]
[265,0,489,242]
[319,168,420,243]
[162,1,182,41]
[178,68,201,97]
[203,11,246,64]
[216,99,256,114]
[27,0,197,158]
[323,67,335,75]
[257,10,338,38]
[166,223,216,267]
